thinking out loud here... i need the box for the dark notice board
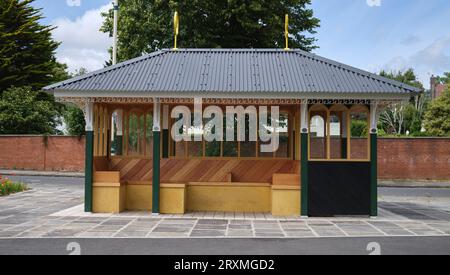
[308,161,371,217]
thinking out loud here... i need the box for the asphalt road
[0,237,449,255]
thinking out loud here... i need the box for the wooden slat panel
[109,158,299,184]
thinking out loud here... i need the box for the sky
[32,0,450,89]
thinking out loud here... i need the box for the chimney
[430,75,437,99]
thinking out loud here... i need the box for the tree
[0,0,62,92]
[423,87,450,137]
[436,72,450,84]
[101,0,320,62]
[0,87,60,134]
[378,69,428,135]
[61,68,88,136]
[63,104,85,136]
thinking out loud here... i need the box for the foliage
[0,87,61,134]
[101,0,320,62]
[63,104,86,136]
[435,72,450,84]
[0,175,28,196]
[0,0,62,92]
[61,68,88,136]
[351,120,367,137]
[423,87,450,137]
[378,69,430,136]
[379,69,424,90]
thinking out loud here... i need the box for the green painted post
[84,131,94,212]
[152,131,161,214]
[301,132,309,216]
[370,133,378,216]
[162,129,169,158]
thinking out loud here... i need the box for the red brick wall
[0,136,85,172]
[378,138,450,180]
[0,136,449,180]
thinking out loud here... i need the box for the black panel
[308,161,371,217]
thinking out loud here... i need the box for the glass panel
[189,141,203,157]
[223,114,238,157]
[171,114,187,158]
[309,113,327,159]
[128,113,139,156]
[275,113,289,158]
[127,113,145,156]
[259,112,274,158]
[146,113,153,157]
[240,114,256,158]
[329,111,346,159]
[204,116,221,157]
[350,110,369,159]
[111,112,119,156]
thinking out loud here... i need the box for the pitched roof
[44,49,422,95]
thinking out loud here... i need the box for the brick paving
[1,179,450,239]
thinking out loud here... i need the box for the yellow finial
[173,11,179,50]
[284,14,290,51]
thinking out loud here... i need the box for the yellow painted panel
[271,188,301,216]
[160,187,186,214]
[272,174,300,186]
[126,184,152,211]
[94,171,121,183]
[93,186,125,213]
[187,185,271,212]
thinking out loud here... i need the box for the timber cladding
[109,158,300,183]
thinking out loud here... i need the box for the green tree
[0,0,62,92]
[378,69,428,135]
[423,87,450,136]
[379,69,424,90]
[61,68,88,136]
[63,104,85,136]
[436,72,450,84]
[101,0,320,62]
[0,87,60,134]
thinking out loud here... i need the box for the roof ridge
[44,49,169,90]
[291,49,422,93]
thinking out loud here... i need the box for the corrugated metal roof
[44,49,422,95]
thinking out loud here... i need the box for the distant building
[430,76,448,100]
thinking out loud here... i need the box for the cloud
[366,0,382,7]
[66,0,81,7]
[381,37,450,88]
[400,35,422,46]
[51,4,112,73]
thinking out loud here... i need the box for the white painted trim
[84,102,94,132]
[53,90,412,101]
[370,102,380,134]
[153,99,161,132]
[300,102,309,133]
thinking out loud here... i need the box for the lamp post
[112,0,119,65]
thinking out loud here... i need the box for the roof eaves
[292,49,423,94]
[43,49,170,91]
